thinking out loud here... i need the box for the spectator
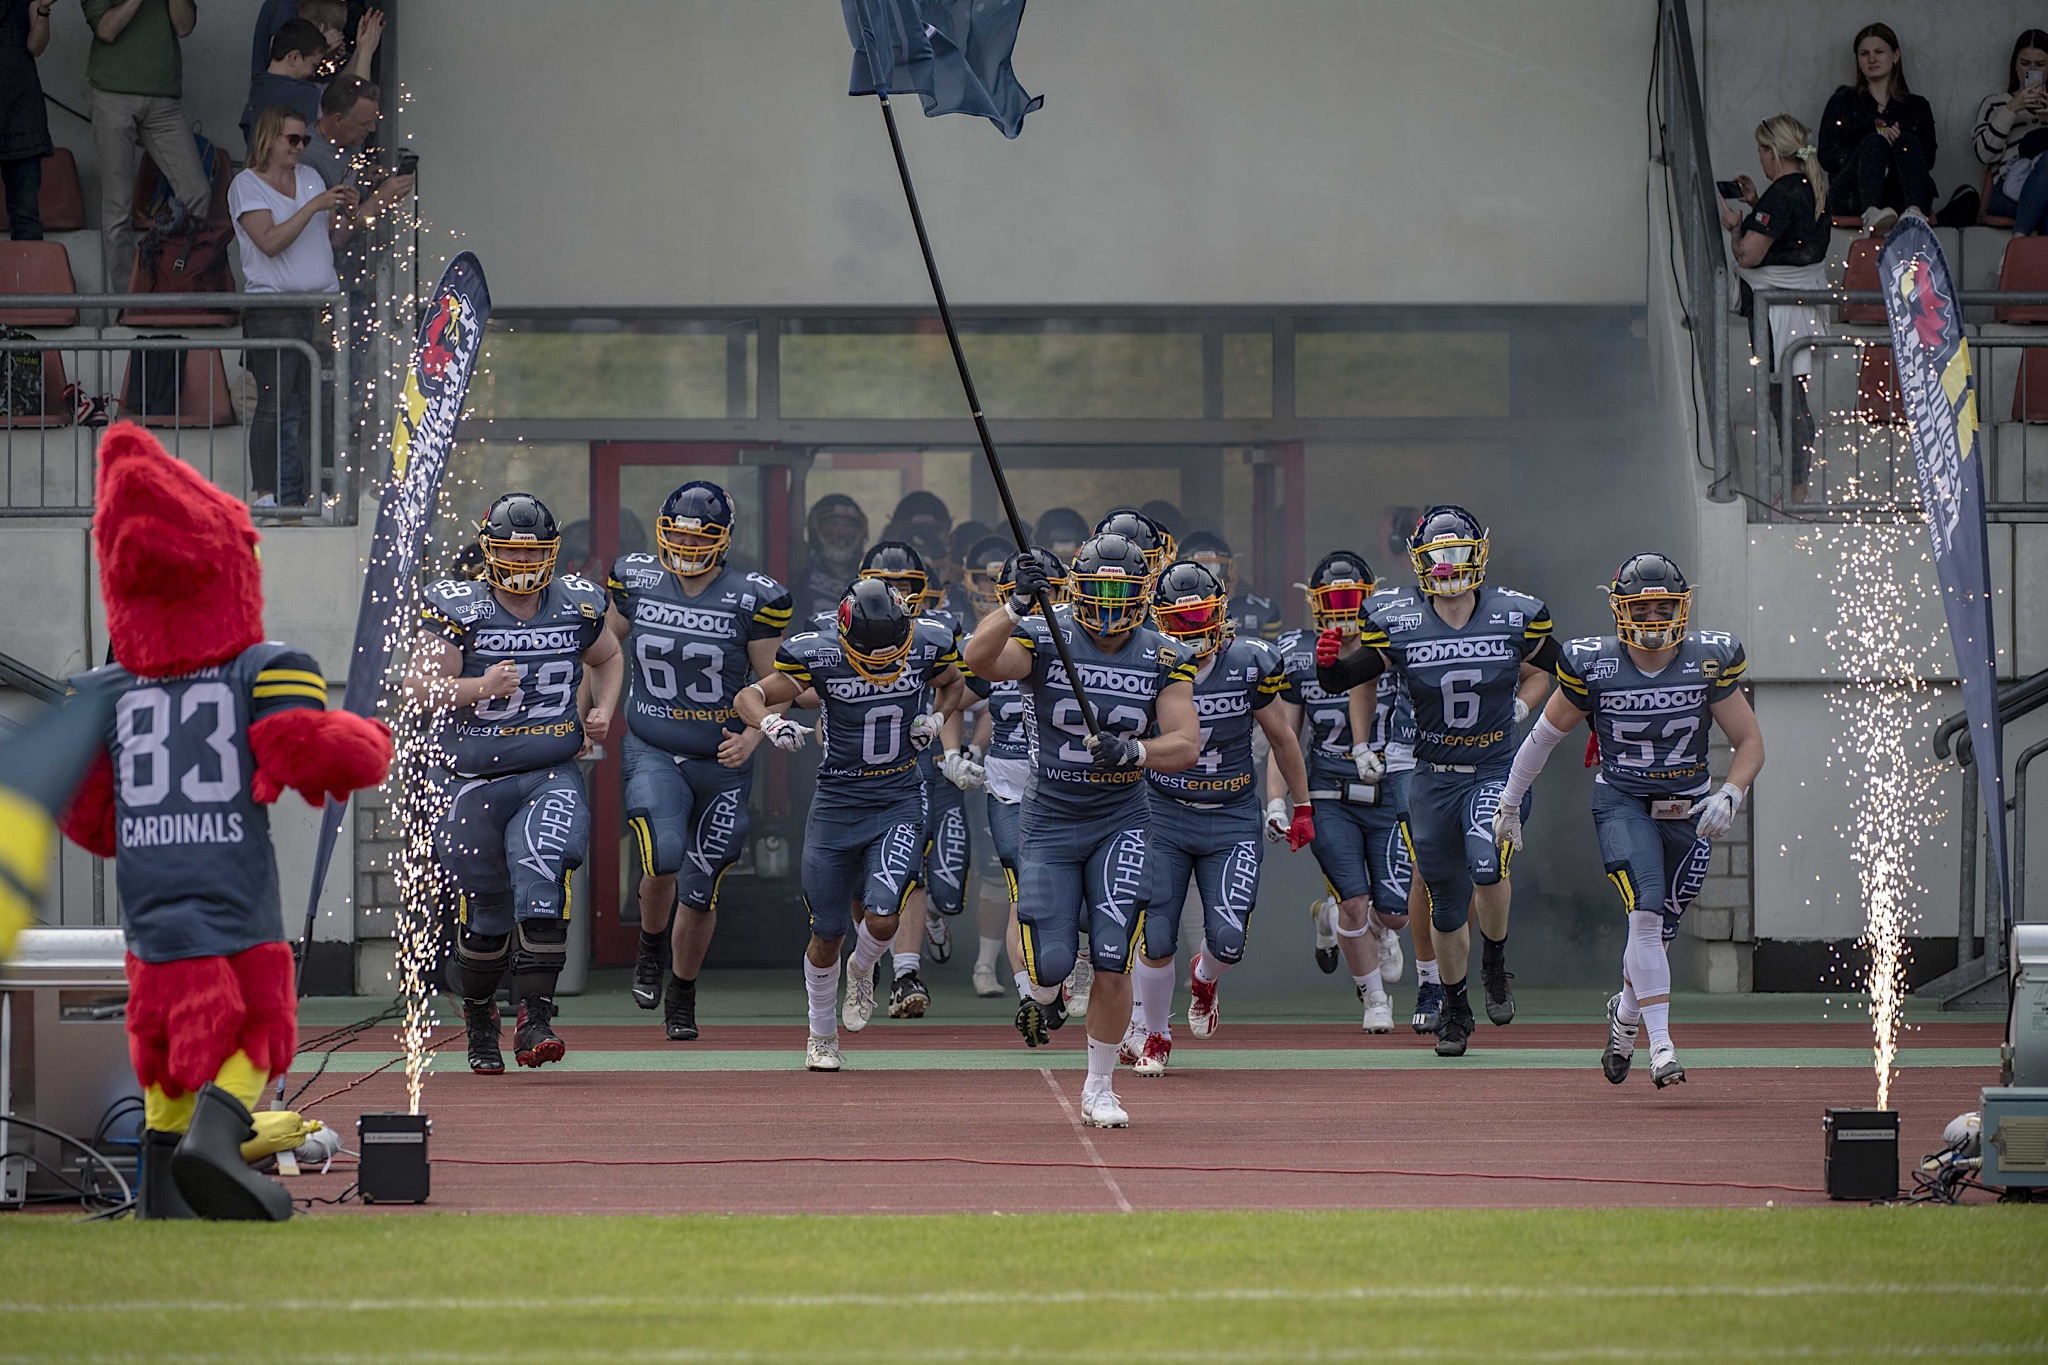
[793,493,869,623]
[84,0,214,290]
[250,0,382,83]
[0,0,55,241]
[303,75,409,222]
[229,106,355,509]
[1723,115,1831,505]
[1978,29,2048,232]
[1819,22,1938,233]
[239,19,325,155]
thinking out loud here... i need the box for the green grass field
[1,1209,2043,1363]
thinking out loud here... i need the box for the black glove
[1008,550,1052,615]
[1085,730,1145,770]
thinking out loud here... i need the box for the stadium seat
[118,349,238,428]
[1995,237,2048,323]
[1840,239,1885,324]
[0,346,72,428]
[0,240,79,327]
[0,149,87,233]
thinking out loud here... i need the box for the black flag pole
[874,91,1101,737]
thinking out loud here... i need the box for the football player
[1096,507,1174,583]
[1181,530,1281,643]
[1034,506,1090,563]
[1274,551,1418,1034]
[736,577,968,1071]
[605,480,792,1042]
[962,533,1201,1128]
[1120,560,1313,1075]
[791,493,869,625]
[1315,506,1556,1057]
[408,493,625,1073]
[1494,553,1762,1087]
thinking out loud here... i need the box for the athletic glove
[1264,796,1291,844]
[940,748,985,791]
[1492,800,1523,852]
[908,711,945,753]
[1085,731,1146,770]
[1286,803,1316,852]
[1350,741,1385,782]
[760,714,808,752]
[1008,550,1052,616]
[1689,782,1746,840]
[1514,696,1531,724]
[1315,627,1345,669]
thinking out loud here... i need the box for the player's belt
[1307,789,1345,801]
[1165,797,1232,810]
[1426,763,1478,774]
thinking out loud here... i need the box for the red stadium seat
[118,349,238,428]
[1995,236,2048,323]
[0,346,72,428]
[1841,239,1885,324]
[0,149,87,232]
[0,240,79,327]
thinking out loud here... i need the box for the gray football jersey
[1556,631,1749,798]
[1360,584,1552,768]
[607,557,791,759]
[420,576,608,778]
[1148,636,1284,806]
[985,678,1029,760]
[774,618,959,798]
[1278,628,1416,787]
[1228,593,1283,643]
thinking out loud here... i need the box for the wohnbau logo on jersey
[1404,637,1518,666]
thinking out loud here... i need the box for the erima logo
[1404,636,1518,666]
[472,627,583,652]
[1044,662,1159,698]
[1597,685,1707,713]
[637,600,738,635]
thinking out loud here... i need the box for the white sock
[803,958,838,1037]
[1194,951,1228,983]
[1617,978,1642,1026]
[1086,1036,1118,1082]
[1015,969,1034,998]
[976,935,1003,971]
[1353,969,1383,997]
[849,921,890,976]
[1416,959,1441,986]
[1622,910,1669,1042]
[1643,1002,1673,1055]
[1135,960,1174,1036]
[893,951,919,981]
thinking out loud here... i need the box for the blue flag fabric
[1878,216,2011,923]
[845,0,1042,138]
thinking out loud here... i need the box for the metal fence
[0,293,354,524]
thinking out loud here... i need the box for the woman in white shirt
[230,106,356,509]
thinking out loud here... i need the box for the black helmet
[1611,552,1691,650]
[1034,506,1089,555]
[1094,508,1169,577]
[1138,500,1184,540]
[479,492,560,595]
[963,533,1018,613]
[891,489,951,529]
[948,519,993,565]
[1307,550,1375,632]
[992,545,1070,615]
[859,539,931,612]
[900,523,950,579]
[805,494,869,574]
[1408,504,1487,596]
[838,576,916,684]
[1152,560,1229,659]
[1068,533,1152,636]
[1178,529,1236,597]
[656,480,734,577]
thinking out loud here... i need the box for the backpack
[123,337,187,420]
[0,325,45,418]
[135,219,234,297]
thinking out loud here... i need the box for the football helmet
[996,547,1069,614]
[858,540,931,613]
[890,489,952,531]
[1408,504,1488,597]
[838,576,916,685]
[1178,529,1237,598]
[946,520,993,584]
[479,492,560,595]
[962,534,1018,615]
[1152,560,1229,659]
[1095,508,1171,578]
[1034,506,1090,557]
[805,494,868,576]
[655,479,733,577]
[1307,550,1376,632]
[1610,552,1691,651]
[1068,534,1151,637]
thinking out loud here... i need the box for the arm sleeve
[1741,180,1793,238]
[748,589,794,641]
[1524,634,1562,674]
[1976,92,2016,166]
[1500,713,1572,810]
[1906,95,1937,167]
[1817,88,1859,174]
[1317,646,1385,695]
[250,649,330,719]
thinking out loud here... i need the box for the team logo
[1584,656,1620,682]
[1700,659,1721,679]
[1387,612,1424,631]
[1507,611,1524,629]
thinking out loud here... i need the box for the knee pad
[1020,925,1074,989]
[1604,861,1641,915]
[1430,900,1471,935]
[511,918,569,975]
[626,807,683,878]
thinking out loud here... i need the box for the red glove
[1315,627,1345,669]
[1286,804,1316,852]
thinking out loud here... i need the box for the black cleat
[889,971,931,1019]
[1045,991,1069,1032]
[463,998,505,1075]
[1481,956,1515,1027]
[1016,996,1053,1047]
[514,996,567,1068]
[664,976,699,1042]
[1601,992,1635,1085]
[631,932,668,1010]
[1314,944,1341,974]
[1434,995,1476,1058]
[1411,980,1444,1035]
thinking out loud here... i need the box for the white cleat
[971,963,1003,998]
[1117,1020,1147,1067]
[1360,988,1394,1034]
[805,1032,843,1071]
[1081,1080,1129,1128]
[1132,1032,1172,1077]
[1373,924,1405,985]
[842,963,877,1033]
[1065,957,1093,1020]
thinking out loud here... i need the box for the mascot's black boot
[171,1084,293,1221]
[137,1129,195,1219]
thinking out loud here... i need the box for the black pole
[875,92,1101,735]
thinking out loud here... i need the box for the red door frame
[587,442,786,965]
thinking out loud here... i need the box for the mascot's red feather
[57,424,390,1216]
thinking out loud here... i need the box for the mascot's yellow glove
[241,1111,325,1163]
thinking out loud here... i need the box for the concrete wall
[392,0,1653,308]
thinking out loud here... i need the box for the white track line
[1040,1064,1135,1213]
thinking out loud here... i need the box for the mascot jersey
[420,575,608,777]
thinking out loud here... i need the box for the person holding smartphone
[1979,29,2048,231]
[1817,22,1937,233]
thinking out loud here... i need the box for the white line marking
[1041,1064,1134,1213]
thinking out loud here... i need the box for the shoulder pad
[611,554,666,591]
[743,570,789,599]
[424,578,495,623]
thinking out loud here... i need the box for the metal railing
[1655,0,1733,500]
[0,292,353,524]
[1748,289,2048,519]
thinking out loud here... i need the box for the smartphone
[2028,69,2044,91]
[1716,179,1744,200]
[396,151,419,178]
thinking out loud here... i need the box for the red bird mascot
[60,425,391,1220]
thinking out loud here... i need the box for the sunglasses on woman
[283,133,311,148]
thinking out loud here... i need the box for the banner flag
[845,0,1041,138]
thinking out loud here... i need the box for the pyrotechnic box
[1822,1108,1898,1200]
[358,1112,431,1203]
[1979,1088,2048,1189]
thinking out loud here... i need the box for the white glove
[1689,782,1746,840]
[940,748,986,791]
[908,711,944,753]
[1349,742,1385,783]
[1514,697,1531,724]
[760,714,808,752]
[1264,797,1291,844]
[1492,800,1523,852]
